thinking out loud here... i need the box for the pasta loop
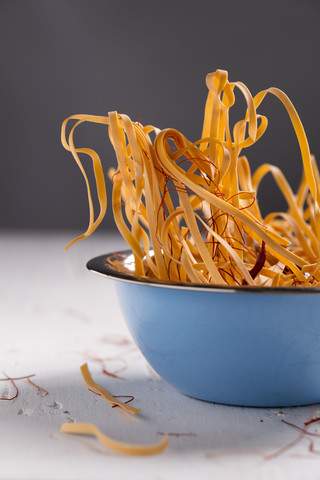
[61,70,320,287]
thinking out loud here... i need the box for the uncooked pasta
[61,69,320,287]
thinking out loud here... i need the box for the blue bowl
[87,251,320,407]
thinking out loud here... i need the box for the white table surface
[1,231,320,480]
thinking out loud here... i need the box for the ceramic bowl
[87,250,320,407]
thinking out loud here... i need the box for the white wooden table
[1,231,320,479]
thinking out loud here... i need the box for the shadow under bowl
[87,251,320,407]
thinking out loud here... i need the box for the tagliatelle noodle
[61,69,320,287]
[60,422,169,456]
[80,363,140,415]
[253,88,319,205]
[154,129,309,277]
[252,163,319,256]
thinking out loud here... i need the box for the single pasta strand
[60,422,169,456]
[80,363,140,415]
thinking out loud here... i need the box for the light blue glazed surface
[115,281,320,407]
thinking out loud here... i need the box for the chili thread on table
[0,373,48,400]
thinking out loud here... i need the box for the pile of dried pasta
[61,69,320,287]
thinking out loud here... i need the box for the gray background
[1,0,319,231]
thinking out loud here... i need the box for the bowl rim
[86,250,320,295]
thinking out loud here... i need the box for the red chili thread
[230,215,246,244]
[174,155,219,175]
[264,429,307,461]
[111,395,134,408]
[217,269,229,285]
[210,243,249,256]
[265,410,317,461]
[167,232,173,278]
[87,389,134,408]
[305,417,320,426]
[216,246,228,264]
[0,374,35,382]
[157,432,197,437]
[206,448,267,460]
[207,212,231,240]
[177,245,183,282]
[102,368,125,380]
[157,181,168,224]
[99,335,132,346]
[239,195,256,211]
[153,165,194,194]
[0,373,48,401]
[218,213,230,239]
[206,406,317,461]
[88,388,101,396]
[281,419,320,438]
[0,372,18,401]
[309,440,320,455]
[225,191,256,211]
[219,268,241,286]
[221,236,256,259]
[206,421,306,462]
[27,377,48,397]
[87,354,128,380]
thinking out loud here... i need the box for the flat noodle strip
[60,422,169,456]
[62,69,320,287]
[80,363,140,415]
[62,120,107,250]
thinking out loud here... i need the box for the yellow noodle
[60,422,169,456]
[61,69,320,287]
[80,363,140,415]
